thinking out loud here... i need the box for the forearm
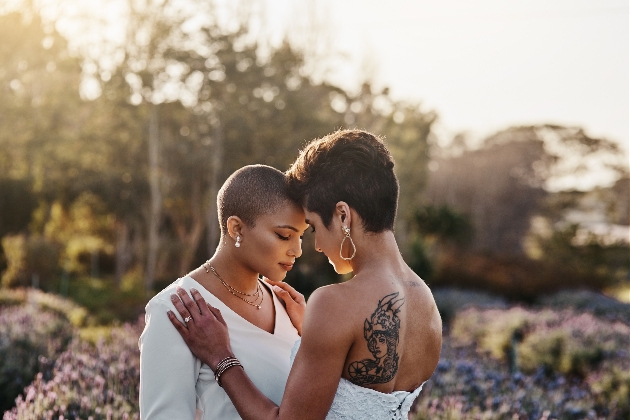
[219,366,281,420]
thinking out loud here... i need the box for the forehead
[304,209,322,225]
[256,202,307,229]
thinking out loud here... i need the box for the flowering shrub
[0,304,73,412]
[0,288,89,327]
[451,307,630,376]
[537,289,630,324]
[4,321,142,420]
[412,308,630,419]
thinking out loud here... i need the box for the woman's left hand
[168,287,234,370]
[265,279,306,336]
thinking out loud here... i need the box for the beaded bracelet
[214,356,243,387]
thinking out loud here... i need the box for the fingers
[266,280,305,304]
[170,293,193,324]
[167,310,189,337]
[190,288,211,316]
[177,287,202,320]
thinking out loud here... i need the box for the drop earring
[235,235,241,248]
[339,226,356,261]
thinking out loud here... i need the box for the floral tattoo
[347,292,405,385]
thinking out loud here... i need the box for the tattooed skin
[347,292,405,386]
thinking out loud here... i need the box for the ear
[334,201,352,228]
[226,216,244,240]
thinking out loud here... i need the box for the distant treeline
[0,2,627,315]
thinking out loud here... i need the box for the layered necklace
[203,260,264,309]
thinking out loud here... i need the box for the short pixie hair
[217,165,295,235]
[286,130,398,233]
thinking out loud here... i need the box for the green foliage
[431,287,507,326]
[414,205,473,244]
[537,289,630,323]
[1,234,60,289]
[0,303,74,412]
[0,179,37,238]
[451,307,630,378]
[532,223,630,286]
[0,288,89,327]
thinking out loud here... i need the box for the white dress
[290,339,424,420]
[139,276,299,420]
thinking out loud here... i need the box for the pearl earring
[235,235,241,248]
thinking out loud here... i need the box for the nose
[314,238,322,253]
[289,237,303,259]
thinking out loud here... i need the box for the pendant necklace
[203,260,263,309]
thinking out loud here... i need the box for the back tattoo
[347,292,405,386]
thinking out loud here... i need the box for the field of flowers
[2,288,629,420]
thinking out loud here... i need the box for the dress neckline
[181,275,280,336]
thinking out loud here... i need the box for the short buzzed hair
[217,165,295,235]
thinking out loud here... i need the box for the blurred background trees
[0,0,628,320]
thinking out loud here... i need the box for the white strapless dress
[290,339,424,420]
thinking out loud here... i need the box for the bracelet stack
[214,356,243,387]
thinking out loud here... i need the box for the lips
[279,263,294,271]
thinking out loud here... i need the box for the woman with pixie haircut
[169,130,443,419]
[139,165,309,419]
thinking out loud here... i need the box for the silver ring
[184,316,192,323]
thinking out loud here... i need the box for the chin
[264,270,288,282]
[330,259,353,275]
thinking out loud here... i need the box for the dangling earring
[235,235,241,248]
[339,226,356,261]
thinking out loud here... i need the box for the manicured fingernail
[191,288,198,294]
[273,285,281,292]
[167,311,173,317]
[170,294,177,300]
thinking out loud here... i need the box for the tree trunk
[169,178,206,276]
[145,103,161,292]
[115,220,132,286]
[206,117,224,257]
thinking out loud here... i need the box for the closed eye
[310,226,315,233]
[276,233,289,240]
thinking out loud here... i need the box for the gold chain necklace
[203,261,263,310]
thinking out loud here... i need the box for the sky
[264,0,629,158]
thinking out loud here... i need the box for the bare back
[335,266,442,393]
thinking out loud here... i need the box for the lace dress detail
[290,339,423,420]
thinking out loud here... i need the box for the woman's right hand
[265,279,306,336]
[168,287,235,370]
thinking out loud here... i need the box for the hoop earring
[235,235,241,248]
[340,226,356,261]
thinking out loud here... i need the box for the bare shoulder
[301,283,358,347]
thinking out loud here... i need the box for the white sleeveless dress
[290,339,424,420]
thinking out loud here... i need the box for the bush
[537,289,630,324]
[0,304,74,412]
[432,287,507,326]
[0,288,89,327]
[4,320,143,420]
[412,335,629,419]
[451,307,630,378]
[1,235,60,289]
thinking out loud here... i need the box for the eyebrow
[276,225,299,232]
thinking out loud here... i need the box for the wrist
[209,351,236,371]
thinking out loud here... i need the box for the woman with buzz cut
[169,130,443,420]
[139,165,309,419]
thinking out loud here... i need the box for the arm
[169,287,351,420]
[139,298,199,420]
